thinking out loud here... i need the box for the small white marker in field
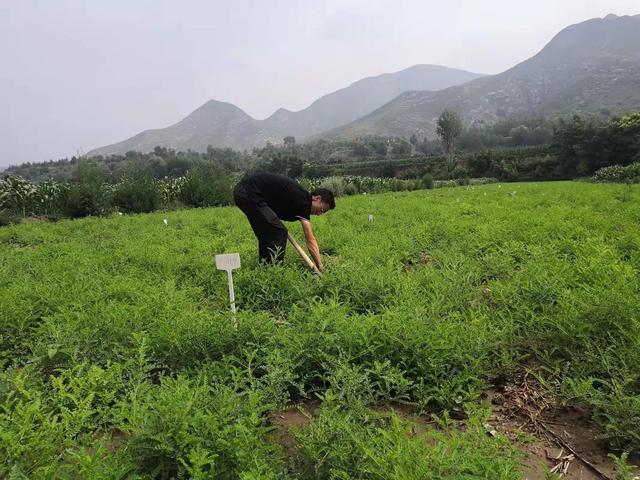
[215,253,241,328]
[368,214,374,222]
[118,212,123,216]
[163,218,168,226]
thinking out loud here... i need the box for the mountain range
[88,14,640,156]
[88,65,483,156]
[325,14,640,141]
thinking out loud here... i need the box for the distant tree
[416,137,441,155]
[351,142,372,159]
[422,173,434,189]
[409,133,418,154]
[390,138,411,157]
[286,155,304,178]
[552,112,640,175]
[458,125,491,151]
[368,137,388,157]
[165,156,193,177]
[381,162,397,178]
[283,136,296,147]
[256,150,304,178]
[437,110,463,172]
[113,165,159,213]
[178,164,232,207]
[66,160,109,218]
[154,146,168,157]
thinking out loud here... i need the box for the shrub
[0,210,17,226]
[317,176,346,197]
[469,177,499,185]
[343,183,358,196]
[293,402,522,480]
[65,161,110,218]
[593,163,640,183]
[451,165,471,180]
[178,164,232,207]
[390,178,406,191]
[433,179,458,188]
[124,374,284,478]
[112,166,160,213]
[422,173,434,189]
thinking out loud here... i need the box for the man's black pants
[233,184,287,264]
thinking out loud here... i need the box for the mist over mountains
[88,14,640,157]
[260,65,484,139]
[325,14,640,141]
[88,65,482,156]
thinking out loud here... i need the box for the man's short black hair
[311,188,335,210]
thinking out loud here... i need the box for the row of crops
[0,166,497,225]
[3,160,637,226]
[0,171,196,222]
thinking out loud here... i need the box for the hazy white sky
[1,0,638,167]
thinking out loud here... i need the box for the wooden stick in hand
[287,232,321,275]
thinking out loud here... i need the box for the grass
[1,181,639,477]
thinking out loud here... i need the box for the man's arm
[299,219,323,272]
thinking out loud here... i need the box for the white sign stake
[215,253,241,328]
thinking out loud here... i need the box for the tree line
[8,111,636,185]
[2,111,638,225]
[5,114,560,183]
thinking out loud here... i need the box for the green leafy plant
[1,180,639,477]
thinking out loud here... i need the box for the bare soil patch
[269,401,317,457]
[483,371,639,479]
[271,381,639,480]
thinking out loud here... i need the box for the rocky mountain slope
[324,14,640,141]
[88,65,483,156]
[261,64,484,139]
[88,100,282,156]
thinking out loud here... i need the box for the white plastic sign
[216,253,241,271]
[215,253,241,328]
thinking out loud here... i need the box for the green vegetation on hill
[5,146,249,184]
[1,183,639,477]
[8,111,637,186]
[3,111,639,225]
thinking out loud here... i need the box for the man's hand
[300,219,323,272]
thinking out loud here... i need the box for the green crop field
[1,181,639,478]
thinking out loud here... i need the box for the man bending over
[233,172,335,271]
